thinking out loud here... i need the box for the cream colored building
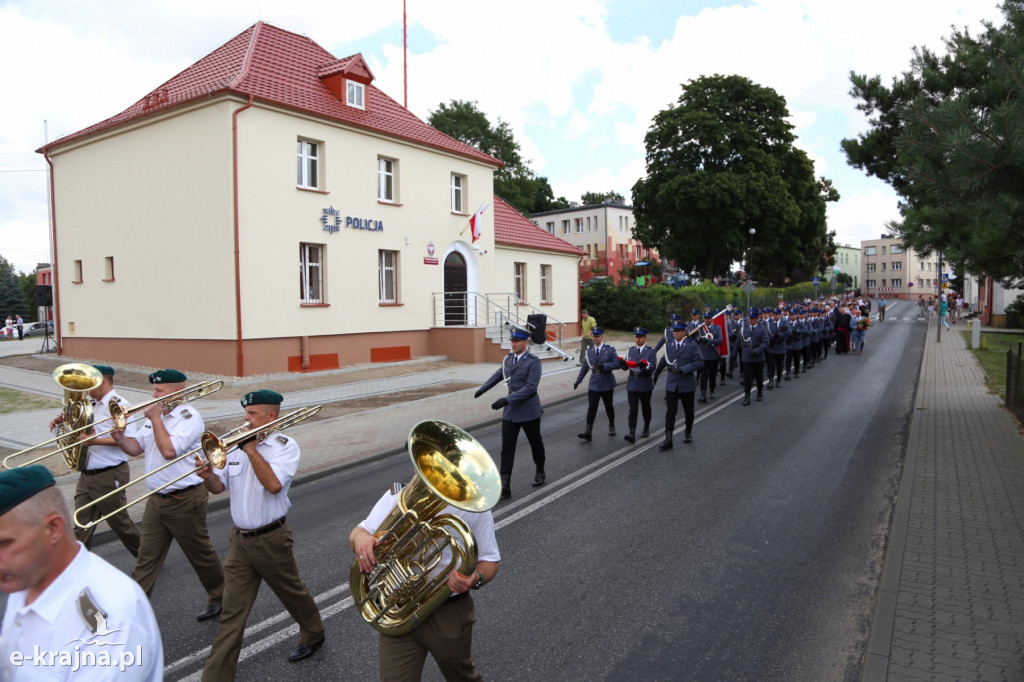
[40,22,581,375]
[861,236,939,300]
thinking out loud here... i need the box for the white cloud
[827,188,902,247]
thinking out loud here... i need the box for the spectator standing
[578,310,596,365]
[15,314,24,340]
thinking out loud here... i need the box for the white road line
[165,393,739,678]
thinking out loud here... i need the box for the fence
[1007,344,1024,424]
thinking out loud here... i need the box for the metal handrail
[430,292,572,360]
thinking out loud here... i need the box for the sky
[0,0,1005,275]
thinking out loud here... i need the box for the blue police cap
[509,329,530,341]
[671,323,687,331]
[690,309,700,316]
[748,308,759,318]
[591,327,605,336]
[634,327,648,336]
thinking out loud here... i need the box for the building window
[562,220,570,235]
[881,262,887,271]
[103,256,114,282]
[346,80,365,109]
[586,217,591,231]
[635,245,643,260]
[379,250,399,304]
[866,263,876,272]
[297,139,319,189]
[378,157,396,202]
[72,260,83,283]
[881,246,887,254]
[299,243,324,304]
[546,221,555,235]
[864,246,876,256]
[575,218,583,233]
[892,261,902,270]
[890,244,903,254]
[866,279,876,289]
[892,278,903,287]
[514,262,526,300]
[540,265,552,303]
[927,278,932,287]
[450,174,465,213]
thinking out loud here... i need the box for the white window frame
[866,263,876,272]
[540,264,552,303]
[890,244,903,254]
[514,262,526,301]
[864,246,877,256]
[892,278,903,287]
[892,261,902,270]
[379,250,399,304]
[866,279,876,289]
[378,157,396,203]
[450,173,465,213]
[575,218,583,233]
[297,139,319,189]
[562,220,570,235]
[346,80,365,109]
[300,243,324,304]
[546,221,555,235]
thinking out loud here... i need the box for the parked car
[716,277,742,287]
[581,276,613,288]
[664,274,690,289]
[22,320,54,338]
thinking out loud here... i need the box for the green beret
[0,466,56,517]
[149,369,187,384]
[92,365,115,376]
[241,389,283,407]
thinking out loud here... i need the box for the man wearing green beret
[112,368,224,623]
[198,390,324,679]
[51,365,142,556]
[0,466,163,679]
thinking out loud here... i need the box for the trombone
[73,405,322,530]
[3,380,223,470]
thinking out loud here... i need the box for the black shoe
[742,396,750,406]
[756,392,763,402]
[197,605,222,622]
[288,638,324,663]
[727,372,734,379]
[709,391,715,400]
[500,487,512,500]
[784,373,790,381]
[532,471,546,487]
[624,431,636,443]
[658,439,673,451]
[697,392,707,404]
[640,427,650,438]
[577,425,592,442]
[683,431,692,444]
[608,425,616,436]
[793,373,800,379]
[766,380,773,390]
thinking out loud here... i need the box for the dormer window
[346,80,365,109]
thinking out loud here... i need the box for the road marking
[165,392,740,678]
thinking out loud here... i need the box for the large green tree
[0,255,28,319]
[631,74,836,282]
[428,100,568,215]
[581,190,625,206]
[842,0,1024,280]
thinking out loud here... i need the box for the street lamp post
[746,228,756,310]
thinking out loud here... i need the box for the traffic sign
[942,273,949,282]
[812,277,821,285]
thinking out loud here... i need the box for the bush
[1005,295,1024,328]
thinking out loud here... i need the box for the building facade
[861,236,939,301]
[40,22,581,375]
[531,202,658,284]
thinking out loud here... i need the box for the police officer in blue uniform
[619,327,657,443]
[739,309,769,406]
[574,327,619,440]
[652,322,704,450]
[652,314,681,353]
[476,329,546,499]
[696,311,723,403]
[727,308,743,379]
[785,307,804,381]
[764,308,789,390]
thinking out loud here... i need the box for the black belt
[156,482,202,498]
[237,517,286,538]
[448,591,471,602]
[82,463,124,476]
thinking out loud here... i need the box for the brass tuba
[51,363,104,471]
[350,420,500,635]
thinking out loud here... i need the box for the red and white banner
[469,202,489,243]
[708,309,730,358]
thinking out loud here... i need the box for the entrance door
[443,252,468,326]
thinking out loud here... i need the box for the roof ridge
[228,21,263,89]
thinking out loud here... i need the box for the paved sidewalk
[863,318,1024,680]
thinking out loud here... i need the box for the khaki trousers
[379,595,482,682]
[74,462,141,556]
[133,484,224,604]
[202,522,324,681]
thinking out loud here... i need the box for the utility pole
[936,251,943,343]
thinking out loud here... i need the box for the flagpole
[403,0,408,109]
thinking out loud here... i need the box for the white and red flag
[709,309,730,358]
[469,202,490,243]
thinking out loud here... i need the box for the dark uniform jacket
[576,344,620,391]
[478,351,543,422]
[622,344,657,392]
[739,321,770,363]
[697,323,723,362]
[765,317,789,355]
[654,339,703,393]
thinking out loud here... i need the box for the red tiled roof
[42,22,500,167]
[493,196,584,257]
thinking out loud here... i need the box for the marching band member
[696,311,723,403]
[620,327,657,443]
[198,390,325,679]
[111,369,225,622]
[652,322,704,450]
[739,310,769,406]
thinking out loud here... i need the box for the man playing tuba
[350,486,500,681]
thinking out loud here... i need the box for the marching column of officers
[0,300,843,681]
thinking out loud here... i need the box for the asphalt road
[17,306,929,681]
